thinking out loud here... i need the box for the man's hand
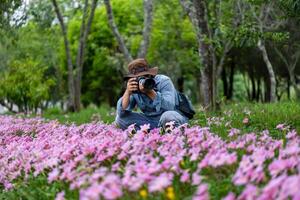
[125,78,138,95]
[139,83,156,100]
[122,78,138,110]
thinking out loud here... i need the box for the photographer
[115,58,192,130]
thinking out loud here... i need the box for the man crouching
[115,58,190,130]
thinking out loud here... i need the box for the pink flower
[192,172,202,186]
[140,124,150,132]
[55,191,65,200]
[223,192,236,200]
[276,124,285,130]
[242,117,249,124]
[286,130,297,139]
[148,173,172,192]
[165,121,176,131]
[80,184,103,200]
[48,168,60,183]
[228,128,240,137]
[3,181,13,190]
[180,170,190,183]
[258,174,287,199]
[193,184,209,200]
[238,184,258,200]
[126,124,136,135]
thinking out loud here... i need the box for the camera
[135,76,156,92]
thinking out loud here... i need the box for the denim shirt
[117,74,180,117]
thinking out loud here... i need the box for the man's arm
[144,77,176,112]
[116,78,138,116]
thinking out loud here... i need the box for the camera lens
[137,77,155,91]
[143,78,155,90]
[138,77,145,86]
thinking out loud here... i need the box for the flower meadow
[0,114,300,200]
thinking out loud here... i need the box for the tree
[147,0,199,98]
[51,0,98,111]
[0,59,55,113]
[275,0,300,100]
[274,33,300,100]
[233,0,286,102]
[251,1,279,103]
[179,0,240,110]
[103,0,153,72]
[0,0,23,28]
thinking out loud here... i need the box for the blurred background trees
[0,0,299,113]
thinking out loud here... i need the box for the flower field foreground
[0,115,300,200]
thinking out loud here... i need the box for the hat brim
[124,67,158,78]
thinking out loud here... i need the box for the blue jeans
[115,110,188,130]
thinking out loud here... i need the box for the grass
[1,101,300,200]
[191,101,300,139]
[0,173,79,200]
[42,105,116,125]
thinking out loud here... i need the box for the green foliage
[0,59,55,112]
[64,0,145,107]
[28,0,55,28]
[279,0,300,18]
[234,22,261,47]
[64,0,201,106]
[0,0,22,28]
[147,0,200,101]
[0,20,62,112]
[0,0,299,111]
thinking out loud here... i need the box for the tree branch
[76,0,98,77]
[104,0,132,64]
[274,46,290,68]
[51,0,75,110]
[179,0,200,39]
[75,0,89,74]
[137,0,153,58]
[74,0,98,110]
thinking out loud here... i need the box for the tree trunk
[74,0,89,112]
[74,0,98,111]
[221,67,228,98]
[228,60,235,100]
[287,77,291,100]
[264,75,271,102]
[51,0,76,112]
[273,46,300,100]
[250,72,256,101]
[243,73,251,101]
[289,70,300,100]
[256,79,261,102]
[193,0,213,110]
[104,0,132,65]
[258,39,276,102]
[137,0,153,58]
[0,100,16,113]
[200,67,212,109]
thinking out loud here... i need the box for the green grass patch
[42,105,116,125]
[191,101,300,139]
[0,174,78,200]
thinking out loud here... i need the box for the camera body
[135,76,156,92]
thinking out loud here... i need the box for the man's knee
[115,114,133,130]
[160,111,177,122]
[114,115,125,129]
[159,111,187,127]
[115,112,152,130]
